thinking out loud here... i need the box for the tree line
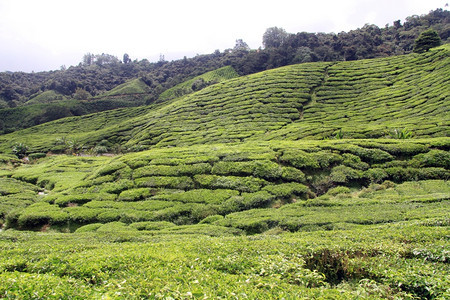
[0,8,448,109]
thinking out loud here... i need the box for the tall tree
[413,29,442,53]
[123,53,131,64]
[263,27,288,48]
[234,39,250,51]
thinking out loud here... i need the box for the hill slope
[0,45,448,154]
[0,47,449,299]
[157,66,239,102]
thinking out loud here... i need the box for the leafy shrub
[117,188,151,201]
[88,175,115,185]
[280,166,306,182]
[414,150,450,168]
[304,248,353,284]
[241,191,275,209]
[258,255,326,287]
[96,210,121,223]
[326,186,351,196]
[74,223,103,233]
[376,142,428,156]
[194,174,267,192]
[95,179,134,194]
[152,203,200,223]
[92,161,128,177]
[12,143,28,159]
[280,150,320,169]
[129,221,176,230]
[237,217,271,234]
[158,224,244,236]
[389,128,413,139]
[329,144,393,163]
[133,163,211,178]
[0,178,38,196]
[17,203,68,228]
[118,209,155,223]
[64,206,101,224]
[385,167,449,182]
[92,145,108,155]
[363,168,388,184]
[0,154,20,164]
[157,189,239,204]
[96,221,136,232]
[251,160,283,179]
[280,150,342,169]
[199,214,224,224]
[262,183,309,199]
[330,165,362,184]
[135,176,194,190]
[211,161,254,176]
[54,194,97,206]
[342,153,369,170]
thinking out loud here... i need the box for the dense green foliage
[1,139,448,231]
[0,9,447,109]
[0,45,448,153]
[0,11,449,297]
[157,66,239,102]
[0,218,448,299]
[0,136,449,299]
[414,29,442,53]
[0,98,150,134]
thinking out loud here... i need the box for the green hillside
[0,97,151,135]
[0,45,448,153]
[25,90,67,105]
[157,66,239,101]
[95,78,152,104]
[3,138,449,231]
[0,46,449,299]
[0,138,449,298]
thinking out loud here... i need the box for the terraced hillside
[1,138,448,232]
[157,66,239,102]
[0,138,449,298]
[0,46,449,299]
[0,45,448,153]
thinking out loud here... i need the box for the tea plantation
[0,45,448,153]
[0,46,449,298]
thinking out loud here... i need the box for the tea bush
[117,188,151,201]
[262,183,309,198]
[16,202,68,228]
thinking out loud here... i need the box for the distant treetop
[413,29,442,53]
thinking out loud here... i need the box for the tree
[413,29,441,53]
[234,39,250,51]
[263,27,288,48]
[73,88,91,100]
[83,53,95,66]
[293,47,315,63]
[95,53,120,66]
[123,53,131,64]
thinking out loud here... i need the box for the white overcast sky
[0,0,447,72]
